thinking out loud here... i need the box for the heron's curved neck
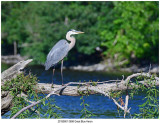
[66,32,76,50]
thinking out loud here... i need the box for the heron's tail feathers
[44,61,50,70]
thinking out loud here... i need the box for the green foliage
[109,74,159,119]
[2,1,158,64]
[80,96,96,118]
[2,73,62,119]
[91,81,98,86]
[2,73,37,95]
[38,98,62,119]
[110,90,123,98]
[99,1,159,63]
[77,82,96,118]
[131,80,159,118]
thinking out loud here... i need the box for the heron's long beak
[76,31,84,34]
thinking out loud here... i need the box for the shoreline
[1,55,159,74]
[69,63,159,73]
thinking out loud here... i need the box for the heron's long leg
[61,59,64,86]
[51,68,55,87]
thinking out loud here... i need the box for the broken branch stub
[1,59,33,85]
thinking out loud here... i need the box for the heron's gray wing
[45,39,69,70]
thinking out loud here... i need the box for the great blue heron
[45,29,84,85]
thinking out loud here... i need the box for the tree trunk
[14,41,17,55]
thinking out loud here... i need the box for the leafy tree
[1,1,159,64]
[99,1,159,63]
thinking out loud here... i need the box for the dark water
[1,64,148,118]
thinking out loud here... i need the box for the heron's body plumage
[45,39,69,70]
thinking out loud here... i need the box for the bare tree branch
[124,91,129,118]
[11,84,69,119]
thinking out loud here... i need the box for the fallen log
[1,59,159,117]
[36,77,159,96]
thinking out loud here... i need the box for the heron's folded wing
[45,40,69,70]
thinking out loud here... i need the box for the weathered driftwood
[1,91,13,115]
[1,59,33,85]
[36,77,159,96]
[1,59,32,115]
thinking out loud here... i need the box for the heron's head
[68,29,84,35]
